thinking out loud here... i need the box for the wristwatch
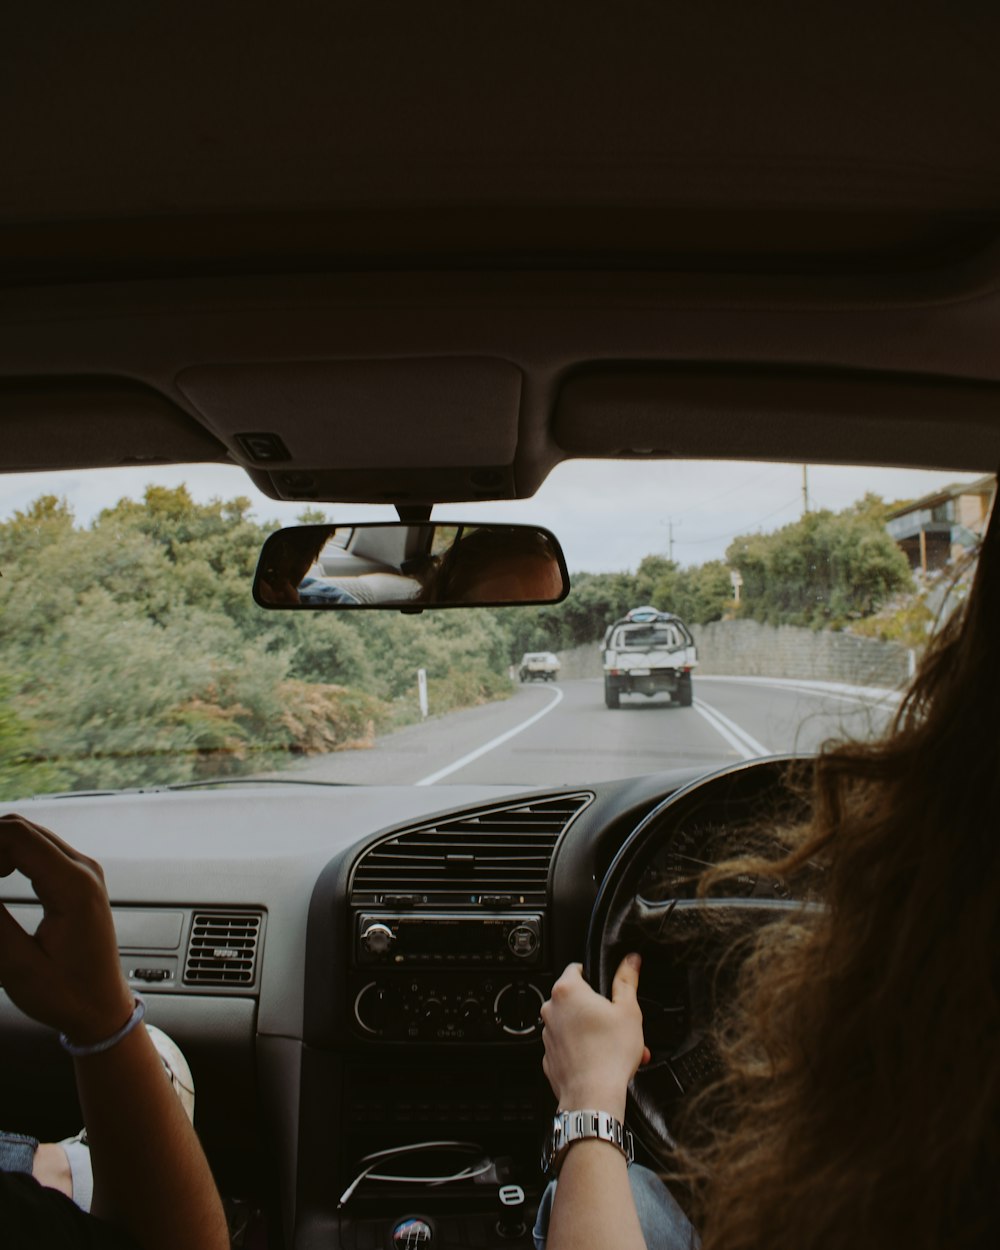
[541,1109,634,1177]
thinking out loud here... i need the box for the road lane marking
[415,685,565,785]
[697,674,902,707]
[692,698,770,760]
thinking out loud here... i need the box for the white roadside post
[417,667,429,719]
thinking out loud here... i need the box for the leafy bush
[0,678,65,800]
[0,487,517,794]
[277,680,390,754]
[425,664,513,715]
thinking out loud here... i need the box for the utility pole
[802,465,810,515]
[659,517,675,561]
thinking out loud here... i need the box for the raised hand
[0,812,134,1045]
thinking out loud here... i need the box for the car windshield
[0,459,990,798]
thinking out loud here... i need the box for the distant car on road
[519,651,561,682]
[601,605,697,708]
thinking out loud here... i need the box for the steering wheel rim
[584,755,815,1166]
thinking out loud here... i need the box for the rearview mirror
[253,523,570,609]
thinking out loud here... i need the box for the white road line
[697,674,903,706]
[693,698,771,759]
[415,685,565,786]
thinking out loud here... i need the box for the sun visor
[176,357,522,503]
[553,368,1000,472]
[0,378,229,472]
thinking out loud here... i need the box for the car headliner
[3,2,1000,500]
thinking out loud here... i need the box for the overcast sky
[0,460,983,574]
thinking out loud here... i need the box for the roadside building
[885,475,996,573]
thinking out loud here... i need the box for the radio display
[396,917,504,953]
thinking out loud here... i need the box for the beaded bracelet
[58,995,146,1057]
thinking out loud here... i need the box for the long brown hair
[677,512,1000,1250]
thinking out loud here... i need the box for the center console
[296,794,591,1249]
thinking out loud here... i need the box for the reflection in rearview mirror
[253,522,570,609]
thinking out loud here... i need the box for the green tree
[680,560,734,623]
[552,571,637,647]
[633,556,732,624]
[726,501,911,628]
[0,495,75,565]
[295,507,333,524]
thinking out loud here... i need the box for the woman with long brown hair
[537,497,999,1250]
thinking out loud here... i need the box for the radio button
[507,923,540,958]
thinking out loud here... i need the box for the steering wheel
[584,755,816,1167]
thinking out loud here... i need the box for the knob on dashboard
[360,920,395,955]
[460,997,483,1022]
[459,997,484,1040]
[354,981,401,1034]
[494,983,545,1036]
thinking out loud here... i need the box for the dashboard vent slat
[351,794,591,906]
[184,912,262,986]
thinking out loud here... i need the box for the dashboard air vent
[183,912,262,986]
[351,793,591,907]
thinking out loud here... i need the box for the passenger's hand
[0,813,134,1045]
[540,954,651,1121]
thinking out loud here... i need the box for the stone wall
[556,642,604,680]
[557,620,912,688]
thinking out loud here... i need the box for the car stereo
[356,912,541,967]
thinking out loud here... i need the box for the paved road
[272,676,900,788]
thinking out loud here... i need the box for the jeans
[0,1128,93,1210]
[0,1131,38,1174]
[533,1163,699,1250]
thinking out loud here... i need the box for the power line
[676,496,802,547]
[662,465,778,521]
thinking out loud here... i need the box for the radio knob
[494,983,544,1036]
[360,921,395,956]
[354,982,400,1034]
[459,997,484,1038]
[423,997,444,1026]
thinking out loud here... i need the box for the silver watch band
[542,1109,635,1176]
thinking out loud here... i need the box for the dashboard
[0,770,704,1248]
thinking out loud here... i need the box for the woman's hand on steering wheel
[540,954,652,1121]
